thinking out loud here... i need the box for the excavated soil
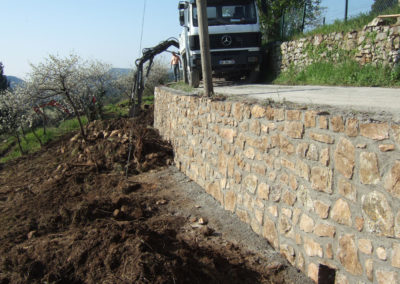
[0,109,311,284]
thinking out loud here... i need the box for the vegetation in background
[303,4,400,37]
[274,60,400,87]
[257,0,324,42]
[0,62,9,91]
[0,116,88,163]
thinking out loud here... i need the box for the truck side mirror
[179,10,185,26]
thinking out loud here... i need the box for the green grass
[0,116,88,163]
[274,60,400,87]
[291,5,400,39]
[168,81,196,93]
[103,100,130,118]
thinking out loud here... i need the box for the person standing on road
[170,52,181,82]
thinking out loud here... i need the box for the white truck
[178,0,262,87]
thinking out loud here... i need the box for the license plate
[219,60,235,65]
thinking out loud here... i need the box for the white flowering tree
[0,87,30,154]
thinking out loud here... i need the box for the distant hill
[109,68,132,78]
[6,76,25,89]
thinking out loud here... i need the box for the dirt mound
[0,109,305,284]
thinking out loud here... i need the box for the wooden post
[344,0,348,22]
[196,0,214,97]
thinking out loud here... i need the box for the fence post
[344,0,349,22]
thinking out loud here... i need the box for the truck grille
[189,32,261,51]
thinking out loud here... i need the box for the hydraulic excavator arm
[129,37,179,116]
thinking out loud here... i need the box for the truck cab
[178,0,262,87]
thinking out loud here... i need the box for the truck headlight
[248,56,258,63]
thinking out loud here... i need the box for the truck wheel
[189,69,200,88]
[183,55,189,84]
[245,70,260,84]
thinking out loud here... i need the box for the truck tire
[245,69,260,84]
[183,55,189,84]
[189,69,200,88]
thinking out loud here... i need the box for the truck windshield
[192,2,257,26]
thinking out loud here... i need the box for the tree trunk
[42,111,47,135]
[15,132,24,155]
[21,127,28,142]
[31,127,43,146]
[66,94,86,140]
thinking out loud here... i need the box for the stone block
[309,132,335,144]
[274,108,285,121]
[379,144,395,152]
[268,205,278,217]
[311,166,333,194]
[360,122,389,140]
[236,208,250,224]
[376,270,398,284]
[362,191,394,237]
[250,120,261,135]
[359,152,380,185]
[326,243,333,259]
[345,118,359,137]
[334,138,355,179]
[392,124,400,145]
[286,110,301,120]
[279,135,295,155]
[285,121,304,139]
[314,223,335,238]
[305,111,317,128]
[337,234,363,275]
[232,103,243,121]
[289,175,298,190]
[296,160,310,181]
[220,128,237,143]
[355,216,364,232]
[224,190,237,212]
[308,263,319,283]
[377,247,387,260]
[280,244,296,265]
[244,147,255,160]
[304,237,323,257]
[331,116,345,132]
[306,144,319,161]
[314,200,330,219]
[243,174,258,194]
[296,143,309,158]
[385,161,400,199]
[281,158,295,172]
[279,215,292,234]
[318,116,329,129]
[331,199,352,226]
[257,183,270,200]
[206,181,224,205]
[392,243,400,268]
[365,259,374,281]
[282,190,297,206]
[358,239,373,255]
[251,105,266,118]
[338,178,357,202]
[263,215,279,249]
[299,214,315,233]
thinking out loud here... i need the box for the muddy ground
[0,110,312,284]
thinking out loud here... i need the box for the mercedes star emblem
[221,35,232,47]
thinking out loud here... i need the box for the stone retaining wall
[154,87,400,283]
[269,18,400,74]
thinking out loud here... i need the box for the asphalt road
[214,84,400,119]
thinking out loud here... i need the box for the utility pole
[196,0,213,97]
[344,0,349,22]
[301,2,307,33]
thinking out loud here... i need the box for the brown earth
[0,109,311,284]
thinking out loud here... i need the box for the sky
[1,0,375,79]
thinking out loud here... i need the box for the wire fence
[280,0,400,38]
